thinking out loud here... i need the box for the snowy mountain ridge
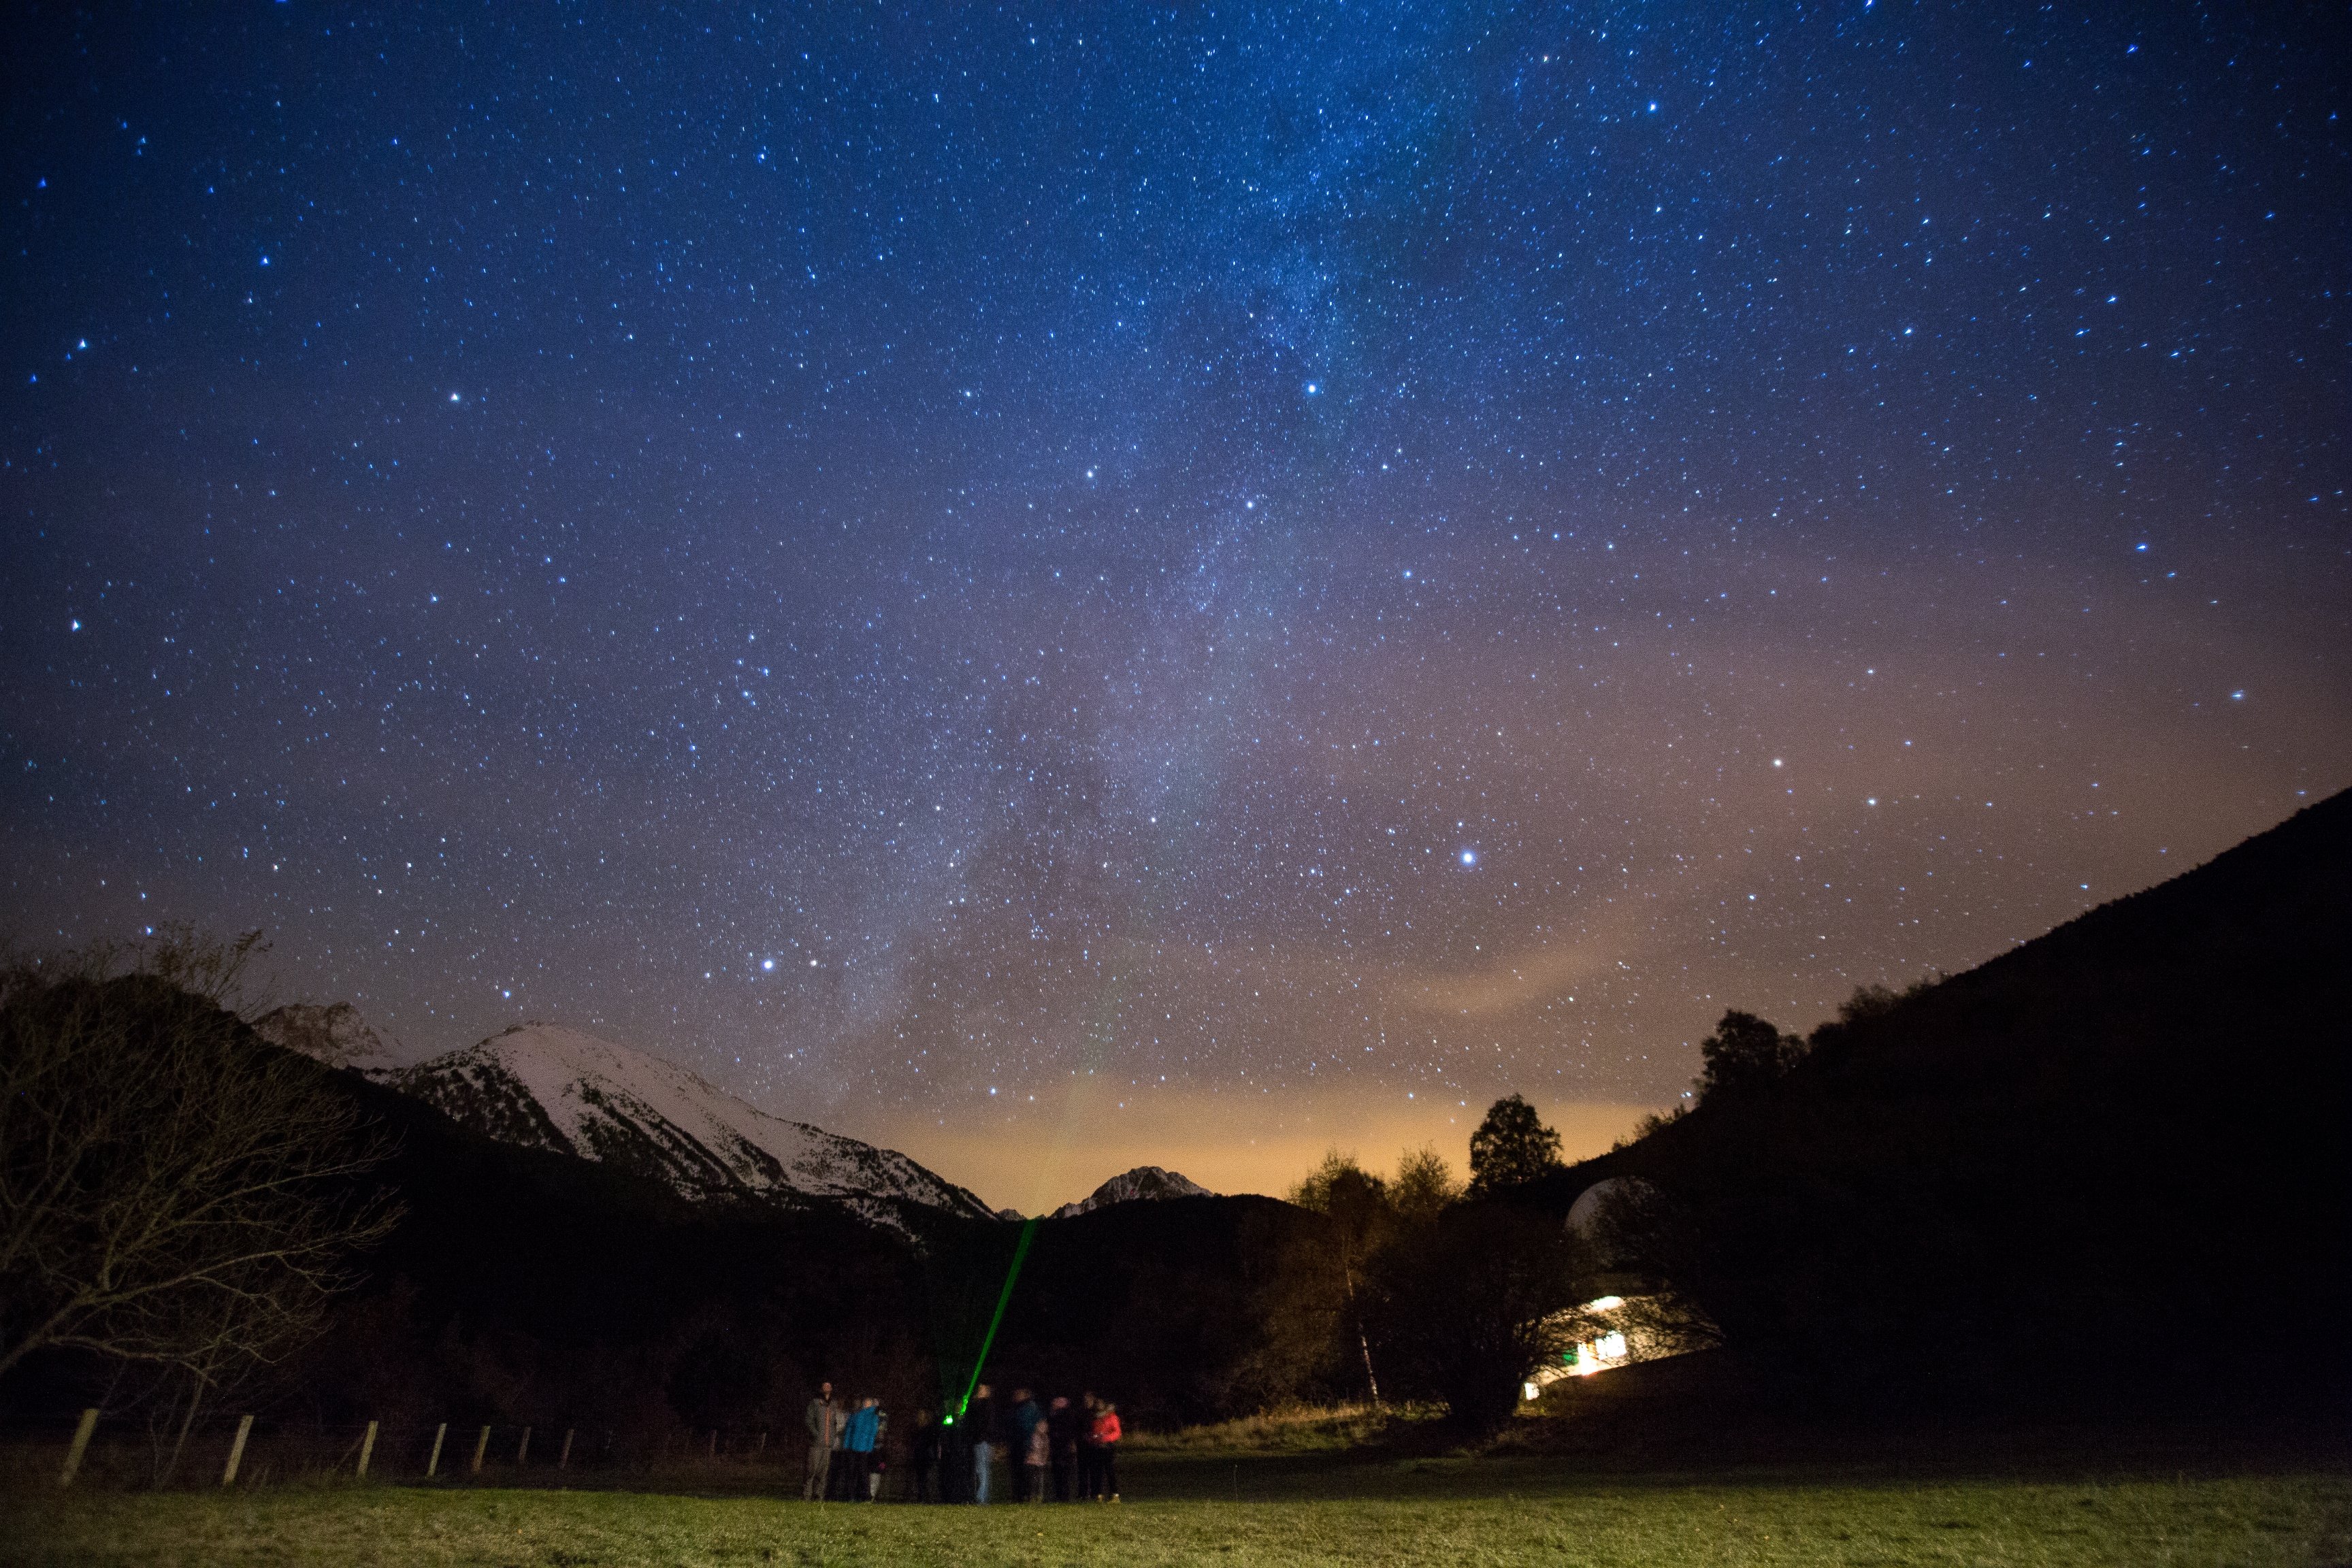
[270,1015,996,1228]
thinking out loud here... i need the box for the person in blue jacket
[840,1396,882,1501]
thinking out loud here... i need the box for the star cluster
[3,2,2346,1193]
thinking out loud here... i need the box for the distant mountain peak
[252,1001,417,1075]
[377,1021,994,1228]
[1054,1165,1214,1219]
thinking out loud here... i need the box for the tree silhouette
[1389,1143,1461,1224]
[1288,1152,1395,1402]
[1467,1094,1563,1195]
[0,932,396,1433]
[1371,1201,1582,1436]
[1694,1009,1807,1100]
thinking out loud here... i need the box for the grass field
[5,1452,2347,1567]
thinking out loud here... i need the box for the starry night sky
[5,2,2347,1205]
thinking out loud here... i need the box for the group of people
[802,1379,1124,1504]
[798,1382,888,1501]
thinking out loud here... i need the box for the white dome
[1565,1177,1659,1241]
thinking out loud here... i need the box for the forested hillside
[1531,789,2352,1413]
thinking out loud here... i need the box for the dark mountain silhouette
[974,1195,1311,1426]
[291,1067,940,1442]
[301,1081,1305,1436]
[1528,789,2352,1414]
[41,1050,1299,1442]
[176,1036,1303,1437]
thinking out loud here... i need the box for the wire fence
[1,1409,820,1494]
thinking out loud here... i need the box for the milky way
[4,3,2347,1199]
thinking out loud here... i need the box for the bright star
[1459,849,1477,867]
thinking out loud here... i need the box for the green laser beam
[949,1215,1037,1424]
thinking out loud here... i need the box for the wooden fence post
[757,1429,768,1455]
[427,1422,446,1478]
[517,1426,532,1467]
[221,1415,254,1486]
[708,1428,718,1460]
[357,1420,378,1477]
[558,1429,574,1470]
[57,1408,99,1488]
[470,1424,491,1475]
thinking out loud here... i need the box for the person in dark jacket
[941,1399,972,1503]
[966,1384,998,1503]
[1046,1395,1080,1502]
[1007,1387,1042,1502]
[802,1381,838,1501]
[1075,1392,1100,1499]
[1010,1388,1041,1456]
[909,1409,941,1503]
[826,1407,857,1501]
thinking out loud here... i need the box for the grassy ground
[1122,1401,1401,1455]
[4,1454,2346,1567]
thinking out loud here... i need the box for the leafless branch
[0,933,399,1389]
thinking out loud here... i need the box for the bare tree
[0,930,398,1422]
[1289,1151,1399,1404]
[1272,1146,1467,1408]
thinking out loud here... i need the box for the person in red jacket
[1085,1398,1122,1501]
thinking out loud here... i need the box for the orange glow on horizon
[868,1090,1659,1215]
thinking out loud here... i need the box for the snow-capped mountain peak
[1054,1165,1215,1219]
[383,1022,995,1225]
